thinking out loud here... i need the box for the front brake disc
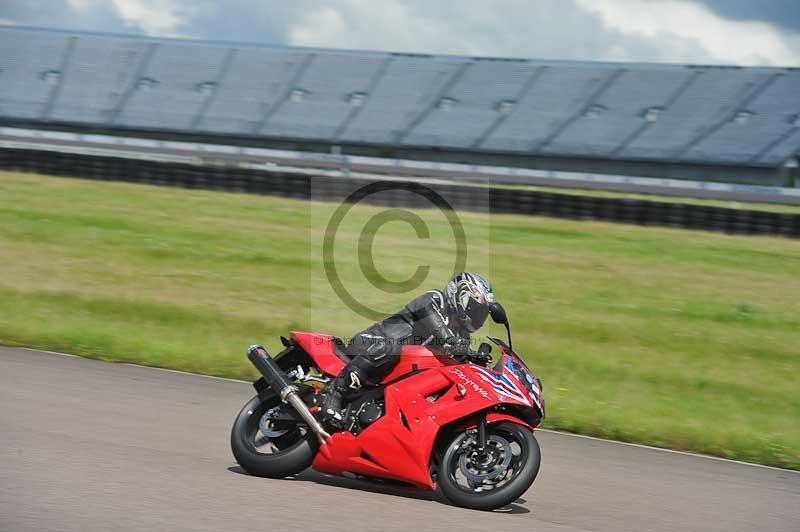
[458,435,513,486]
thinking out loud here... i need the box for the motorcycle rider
[319,272,495,428]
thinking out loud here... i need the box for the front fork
[476,412,488,452]
[478,412,486,453]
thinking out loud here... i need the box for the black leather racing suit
[342,289,473,386]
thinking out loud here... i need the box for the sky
[1,0,799,66]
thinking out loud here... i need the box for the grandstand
[1,25,799,186]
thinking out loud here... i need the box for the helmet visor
[463,298,489,332]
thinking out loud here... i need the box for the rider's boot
[318,368,364,429]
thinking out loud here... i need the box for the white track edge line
[18,346,799,474]
[19,347,247,383]
[120,363,248,383]
[535,429,799,474]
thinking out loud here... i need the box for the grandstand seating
[1,25,798,167]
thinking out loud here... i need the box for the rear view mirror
[489,303,508,325]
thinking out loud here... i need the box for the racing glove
[444,335,476,360]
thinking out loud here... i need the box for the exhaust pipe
[247,344,331,445]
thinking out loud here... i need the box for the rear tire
[230,394,318,478]
[438,422,540,511]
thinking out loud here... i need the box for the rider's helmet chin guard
[445,272,494,333]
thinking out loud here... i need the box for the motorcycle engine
[350,399,383,433]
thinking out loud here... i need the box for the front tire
[438,421,541,511]
[230,394,318,478]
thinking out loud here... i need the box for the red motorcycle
[230,304,544,510]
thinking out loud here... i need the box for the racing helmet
[445,272,494,332]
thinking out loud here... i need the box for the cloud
[283,0,702,64]
[109,0,196,36]
[288,5,349,49]
[284,0,799,66]
[692,0,800,33]
[64,0,199,36]
[3,0,799,66]
[66,0,93,10]
[283,1,469,55]
[577,0,800,66]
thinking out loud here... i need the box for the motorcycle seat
[331,337,352,363]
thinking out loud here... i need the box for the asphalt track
[1,347,798,532]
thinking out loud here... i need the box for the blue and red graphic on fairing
[473,365,531,406]
[489,351,544,416]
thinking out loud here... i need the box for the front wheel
[230,394,318,478]
[438,421,541,510]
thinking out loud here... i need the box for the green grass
[1,170,799,469]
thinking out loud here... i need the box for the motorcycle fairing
[311,362,534,488]
[381,344,452,382]
[290,332,346,376]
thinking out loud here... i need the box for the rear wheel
[438,422,540,510]
[230,394,318,478]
